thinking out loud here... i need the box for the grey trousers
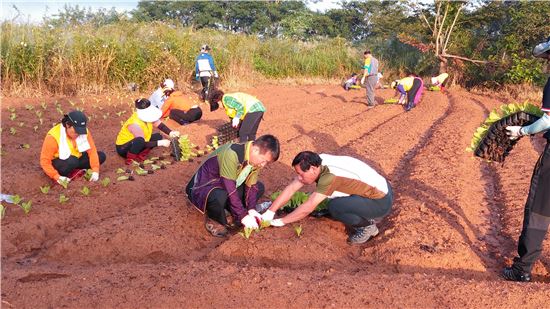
[365,75,377,106]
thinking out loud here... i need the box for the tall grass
[1,21,359,96]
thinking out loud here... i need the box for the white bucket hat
[533,37,550,58]
[135,98,162,123]
[163,79,175,90]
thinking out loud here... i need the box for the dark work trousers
[52,151,107,177]
[238,111,264,142]
[406,79,422,110]
[513,141,550,273]
[170,107,203,125]
[115,133,162,158]
[186,178,265,226]
[200,76,211,101]
[328,184,393,228]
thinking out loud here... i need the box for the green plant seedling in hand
[80,186,90,196]
[260,220,271,229]
[59,194,69,204]
[239,227,254,239]
[100,177,110,187]
[58,178,69,189]
[294,225,303,238]
[20,200,32,214]
[83,169,93,181]
[11,195,22,205]
[40,185,50,194]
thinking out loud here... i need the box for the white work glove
[248,209,262,222]
[398,94,406,105]
[261,210,275,222]
[89,172,99,182]
[157,139,171,147]
[169,130,180,138]
[506,126,523,139]
[241,214,259,229]
[270,218,285,227]
[360,77,366,85]
[232,117,240,128]
[214,71,219,78]
[57,176,70,186]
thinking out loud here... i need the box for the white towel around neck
[58,125,90,160]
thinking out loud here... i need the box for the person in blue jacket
[195,44,219,101]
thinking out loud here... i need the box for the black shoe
[502,267,531,282]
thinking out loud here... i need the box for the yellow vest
[116,112,153,145]
[223,93,260,118]
[47,123,84,159]
[398,77,415,91]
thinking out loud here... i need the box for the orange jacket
[40,128,100,180]
[161,91,198,118]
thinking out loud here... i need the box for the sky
[1,0,343,23]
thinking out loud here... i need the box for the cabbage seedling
[40,185,50,194]
[11,195,22,205]
[100,177,110,187]
[59,194,69,204]
[239,227,254,239]
[80,186,90,196]
[294,225,303,238]
[33,126,39,132]
[41,102,47,110]
[58,178,69,189]
[25,104,34,110]
[9,113,17,121]
[9,127,16,135]
[20,200,32,214]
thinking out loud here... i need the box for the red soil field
[2,85,549,308]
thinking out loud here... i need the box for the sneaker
[502,267,531,282]
[348,224,379,244]
[205,218,228,238]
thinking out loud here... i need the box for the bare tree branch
[441,53,488,64]
[443,3,465,54]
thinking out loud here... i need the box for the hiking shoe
[348,224,379,244]
[205,218,228,238]
[502,267,531,282]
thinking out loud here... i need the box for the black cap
[67,110,88,134]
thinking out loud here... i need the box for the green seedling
[117,175,135,181]
[116,111,123,117]
[100,177,110,187]
[41,102,47,110]
[35,110,43,117]
[9,127,16,135]
[1,204,5,219]
[294,225,303,238]
[151,164,161,171]
[58,178,69,189]
[69,100,76,106]
[150,156,159,161]
[25,104,34,110]
[83,169,93,181]
[239,227,254,239]
[33,125,39,132]
[59,194,69,204]
[260,220,271,229]
[10,113,17,120]
[80,186,90,196]
[40,185,50,194]
[135,167,148,176]
[11,195,22,205]
[116,168,126,174]
[21,144,30,149]
[56,107,64,115]
[18,122,25,127]
[142,159,154,165]
[20,200,32,214]
[8,107,16,113]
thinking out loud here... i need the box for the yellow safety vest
[47,123,84,159]
[116,112,153,145]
